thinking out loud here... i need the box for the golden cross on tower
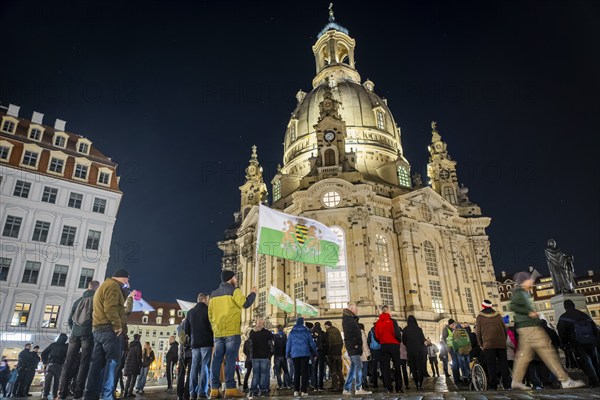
[251,144,257,159]
[329,2,335,21]
[431,121,437,131]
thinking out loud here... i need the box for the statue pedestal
[550,293,589,319]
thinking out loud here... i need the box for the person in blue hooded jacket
[286,318,317,396]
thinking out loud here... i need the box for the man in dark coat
[23,345,40,396]
[42,334,69,399]
[401,316,425,390]
[12,343,31,396]
[176,320,192,400]
[323,321,343,391]
[341,303,371,395]
[311,323,326,391]
[123,334,142,398]
[273,325,292,389]
[184,293,213,399]
[59,280,100,400]
[557,299,600,388]
[165,336,179,390]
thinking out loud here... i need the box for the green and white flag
[257,204,341,268]
[268,286,294,313]
[296,299,318,317]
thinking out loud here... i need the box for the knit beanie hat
[513,271,531,285]
[112,269,130,278]
[221,270,235,282]
[481,299,493,309]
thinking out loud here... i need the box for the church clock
[324,130,335,142]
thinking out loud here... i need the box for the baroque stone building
[218,14,499,340]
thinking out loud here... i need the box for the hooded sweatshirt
[374,312,401,345]
[475,307,507,350]
[401,316,425,355]
[41,334,68,365]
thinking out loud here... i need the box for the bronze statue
[544,239,576,294]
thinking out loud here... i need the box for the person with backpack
[135,342,155,394]
[557,299,600,388]
[122,334,142,398]
[311,322,326,391]
[509,271,585,390]
[366,322,381,389]
[441,319,461,384]
[59,280,100,400]
[323,321,343,392]
[41,333,69,400]
[451,323,472,383]
[273,325,292,390]
[286,317,317,397]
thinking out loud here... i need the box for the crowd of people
[2,268,600,399]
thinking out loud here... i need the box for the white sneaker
[561,379,586,389]
[511,381,530,390]
[355,388,372,395]
[301,393,309,397]
[293,392,300,397]
[342,390,352,395]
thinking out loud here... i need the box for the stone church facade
[218,15,499,340]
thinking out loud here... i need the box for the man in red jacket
[374,307,404,393]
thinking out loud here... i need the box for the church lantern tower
[239,145,267,219]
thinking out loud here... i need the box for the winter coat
[41,334,68,365]
[141,349,155,367]
[509,286,539,328]
[401,317,425,356]
[249,328,274,359]
[312,326,326,353]
[124,340,142,376]
[426,343,438,358]
[208,282,256,338]
[557,308,599,346]
[341,308,362,356]
[93,278,127,332]
[324,325,343,356]
[360,330,369,362]
[0,361,9,383]
[374,312,401,345]
[475,308,507,350]
[273,331,287,357]
[69,289,95,337]
[28,351,40,369]
[286,319,317,359]
[184,302,213,349]
[166,341,179,362]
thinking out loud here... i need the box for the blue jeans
[84,328,123,400]
[449,348,461,382]
[273,356,291,387]
[251,359,271,395]
[190,347,213,396]
[136,366,149,391]
[458,354,470,379]
[343,355,363,392]
[211,335,241,390]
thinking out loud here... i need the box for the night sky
[1,1,598,302]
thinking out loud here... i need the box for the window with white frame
[0,257,11,281]
[376,110,385,130]
[54,135,67,148]
[397,165,411,188]
[31,221,51,242]
[326,226,349,307]
[465,287,474,313]
[374,234,390,272]
[13,180,31,198]
[29,128,42,141]
[68,192,83,209]
[0,144,12,160]
[42,305,60,328]
[294,281,304,301]
[93,197,107,214]
[2,119,16,133]
[48,157,65,174]
[78,142,90,154]
[51,265,69,287]
[3,215,23,238]
[98,171,111,185]
[378,275,394,307]
[11,303,32,326]
[74,164,89,180]
[22,261,41,284]
[258,256,267,288]
[322,191,341,208]
[429,280,444,313]
[60,225,77,246]
[86,230,101,250]
[424,241,438,275]
[22,150,39,167]
[41,187,58,204]
[78,268,94,289]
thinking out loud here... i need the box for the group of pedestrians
[2,344,40,397]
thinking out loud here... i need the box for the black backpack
[563,318,597,345]
[72,296,93,327]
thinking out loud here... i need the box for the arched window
[326,226,349,309]
[458,253,468,283]
[273,181,281,202]
[376,110,385,130]
[324,149,336,166]
[289,123,296,142]
[374,234,390,272]
[397,165,411,188]
[423,241,438,276]
[443,186,457,204]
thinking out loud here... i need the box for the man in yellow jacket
[208,270,256,398]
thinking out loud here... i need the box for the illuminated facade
[218,12,499,340]
[0,104,122,357]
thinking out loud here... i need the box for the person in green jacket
[509,271,585,390]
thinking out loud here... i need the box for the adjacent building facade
[218,14,499,341]
[0,104,122,357]
[497,268,600,326]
